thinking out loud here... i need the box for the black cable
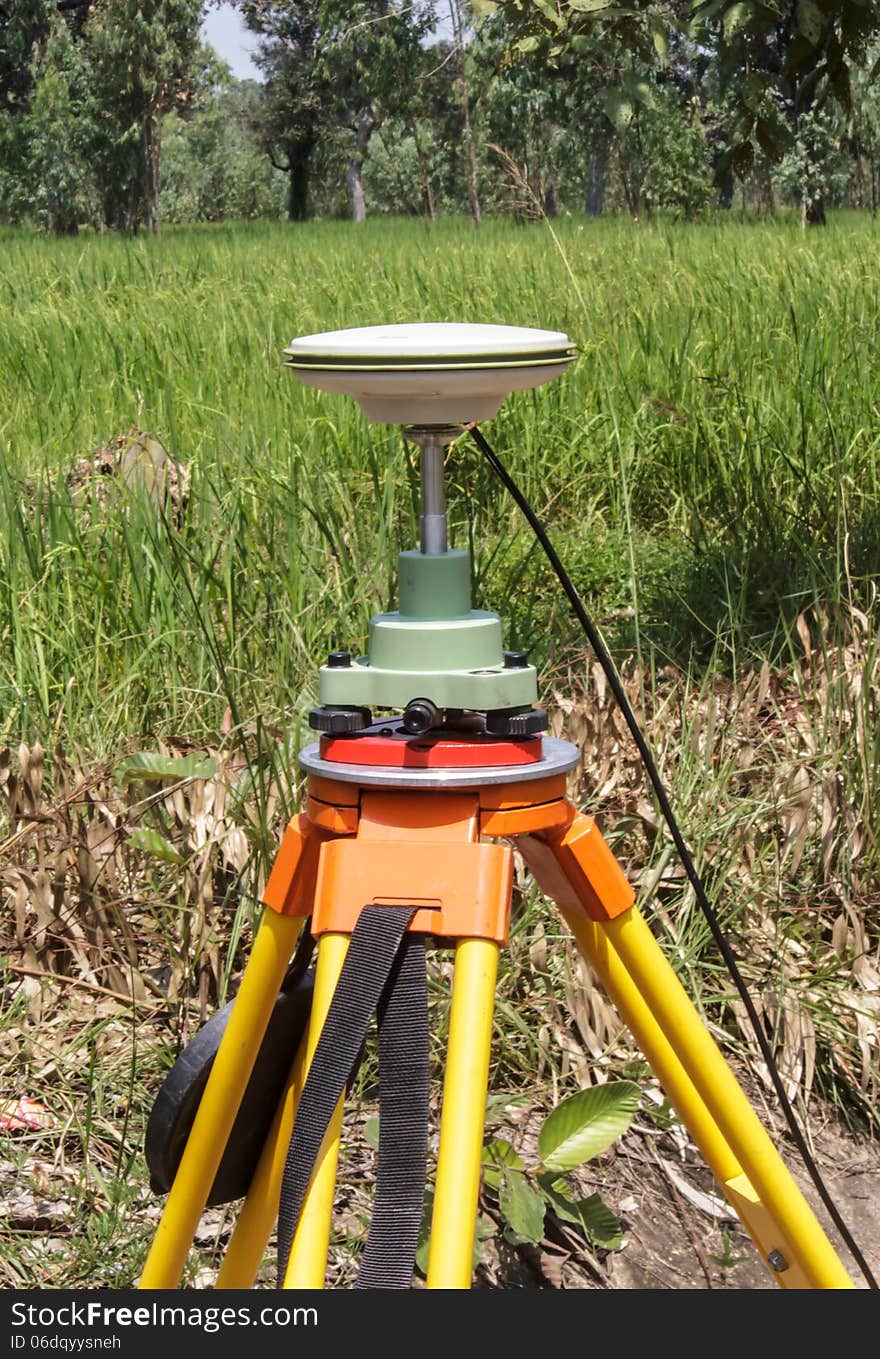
[467,421,878,1290]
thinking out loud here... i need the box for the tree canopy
[1,0,879,231]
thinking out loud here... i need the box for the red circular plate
[320,731,543,769]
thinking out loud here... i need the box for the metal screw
[402,697,440,735]
[767,1249,789,1272]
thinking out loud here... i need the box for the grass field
[1,214,879,1288]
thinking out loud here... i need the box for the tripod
[137,325,856,1290]
[140,765,855,1291]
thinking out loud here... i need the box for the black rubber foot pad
[145,971,313,1205]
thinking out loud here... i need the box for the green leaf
[515,35,541,53]
[538,1082,641,1172]
[483,1138,526,1169]
[482,1138,526,1193]
[754,116,792,160]
[471,0,499,16]
[731,139,755,179]
[602,88,634,131]
[741,71,768,111]
[572,1192,623,1250]
[364,1116,380,1151]
[628,77,656,109]
[796,0,823,46]
[723,2,753,42]
[783,33,816,79]
[537,1172,581,1225]
[569,0,615,13]
[117,751,218,783]
[127,828,184,864]
[538,1177,623,1250]
[499,1170,546,1246]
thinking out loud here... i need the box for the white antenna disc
[284,322,575,424]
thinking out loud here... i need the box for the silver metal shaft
[404,425,458,556]
[420,436,447,554]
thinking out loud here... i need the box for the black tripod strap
[275,904,428,1290]
[355,926,428,1289]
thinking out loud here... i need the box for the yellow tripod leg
[282,931,350,1289]
[559,901,742,1184]
[215,1031,309,1289]
[427,937,499,1289]
[566,904,854,1290]
[140,909,303,1289]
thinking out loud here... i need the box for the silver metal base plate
[298,737,581,789]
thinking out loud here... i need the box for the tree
[85,0,204,234]
[160,55,286,221]
[16,11,96,233]
[484,1,880,221]
[329,1,434,221]
[239,0,326,221]
[850,42,880,212]
[693,1,880,223]
[240,1,434,222]
[448,0,482,223]
[0,1,98,231]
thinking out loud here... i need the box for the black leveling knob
[485,706,548,737]
[402,697,441,735]
[309,705,372,734]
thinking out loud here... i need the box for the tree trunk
[542,177,557,217]
[150,122,161,236]
[585,146,606,217]
[347,159,366,222]
[852,135,865,210]
[142,114,159,235]
[449,0,480,225]
[347,112,375,222]
[51,208,78,236]
[409,118,436,220]
[717,167,734,210]
[803,195,826,227]
[618,148,641,222]
[288,145,312,222]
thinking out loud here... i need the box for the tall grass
[2,215,879,754]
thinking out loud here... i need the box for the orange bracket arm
[262,814,327,918]
[519,810,634,922]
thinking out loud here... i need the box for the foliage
[484,0,880,204]
[239,0,435,219]
[773,103,853,217]
[0,0,206,233]
[411,1082,641,1271]
[0,0,54,112]
[1,9,96,234]
[84,0,205,233]
[481,1082,641,1254]
[696,0,880,174]
[159,69,287,223]
[1,0,879,226]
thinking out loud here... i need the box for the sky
[201,4,262,81]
